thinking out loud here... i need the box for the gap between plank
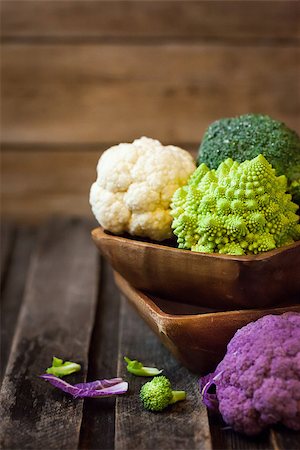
[0,226,37,383]
[79,262,121,450]
[2,36,300,46]
[0,217,99,450]
[114,296,212,450]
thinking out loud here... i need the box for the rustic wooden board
[1,219,299,449]
[2,1,300,41]
[0,148,196,222]
[208,411,272,450]
[79,263,121,450]
[2,44,299,145]
[0,226,37,382]
[270,428,300,450]
[116,287,300,450]
[0,218,99,449]
[0,221,16,284]
[115,297,212,450]
[1,150,100,222]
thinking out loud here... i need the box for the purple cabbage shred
[40,374,128,398]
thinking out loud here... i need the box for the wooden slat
[79,263,121,450]
[208,411,272,450]
[2,1,300,41]
[2,44,300,146]
[0,217,99,449]
[1,150,100,222]
[270,428,300,450]
[0,221,16,285]
[115,297,212,450]
[0,148,195,222]
[0,226,37,382]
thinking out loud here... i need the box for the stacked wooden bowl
[92,227,300,373]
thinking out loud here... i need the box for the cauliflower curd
[90,137,195,241]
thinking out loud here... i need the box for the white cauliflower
[90,137,195,241]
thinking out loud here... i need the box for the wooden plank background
[1,0,300,222]
[2,1,300,41]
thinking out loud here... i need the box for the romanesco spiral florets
[171,154,300,255]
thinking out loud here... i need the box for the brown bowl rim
[92,226,300,262]
[114,272,300,321]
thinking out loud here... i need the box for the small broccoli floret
[171,154,300,255]
[140,376,186,412]
[124,357,162,376]
[197,114,300,204]
[200,312,300,436]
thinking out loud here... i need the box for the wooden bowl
[115,272,300,374]
[91,227,300,310]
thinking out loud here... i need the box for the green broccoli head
[197,114,300,204]
[140,376,186,412]
[171,154,300,255]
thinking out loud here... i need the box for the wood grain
[114,272,300,374]
[208,410,272,450]
[115,297,212,450]
[2,44,299,145]
[1,219,299,449]
[0,148,196,222]
[2,1,300,42]
[0,217,99,449]
[93,227,300,311]
[1,150,100,222]
[0,221,16,284]
[270,428,300,450]
[0,226,37,382]
[79,263,121,450]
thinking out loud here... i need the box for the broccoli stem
[124,356,163,376]
[142,367,163,376]
[169,390,186,404]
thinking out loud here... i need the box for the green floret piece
[189,163,210,186]
[197,114,300,204]
[46,356,81,378]
[140,376,186,412]
[171,213,199,249]
[171,185,188,216]
[124,357,162,376]
[192,243,215,253]
[291,223,300,241]
[289,180,300,204]
[225,215,248,237]
[217,198,231,214]
[219,243,245,256]
[171,154,300,255]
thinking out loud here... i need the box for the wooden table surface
[0,217,299,450]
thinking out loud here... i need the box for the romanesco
[197,114,300,204]
[171,154,300,255]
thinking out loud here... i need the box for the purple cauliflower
[200,312,300,435]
